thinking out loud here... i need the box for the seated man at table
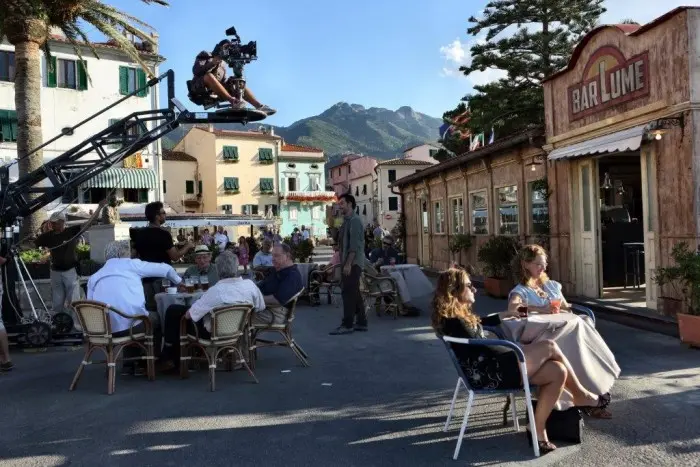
[255,243,303,326]
[160,251,265,370]
[183,245,219,286]
[369,235,401,271]
[87,240,182,373]
[252,239,274,274]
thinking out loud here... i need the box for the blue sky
[103,0,699,126]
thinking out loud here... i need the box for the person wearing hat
[35,200,106,322]
[183,245,219,287]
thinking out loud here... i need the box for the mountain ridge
[163,102,442,160]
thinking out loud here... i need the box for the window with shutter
[119,66,129,95]
[223,177,239,192]
[260,178,274,193]
[0,110,18,142]
[47,56,57,88]
[119,66,142,95]
[185,180,195,194]
[222,146,239,161]
[136,69,149,97]
[258,148,273,163]
[0,51,16,82]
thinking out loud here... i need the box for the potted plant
[653,242,700,347]
[449,233,473,266]
[477,236,521,298]
[19,248,51,279]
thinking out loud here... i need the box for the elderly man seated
[252,239,274,269]
[183,244,219,286]
[87,240,182,373]
[368,235,401,270]
[160,250,265,371]
[254,243,303,326]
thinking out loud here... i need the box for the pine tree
[448,0,605,136]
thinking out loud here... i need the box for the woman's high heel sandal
[525,428,557,454]
[575,392,611,411]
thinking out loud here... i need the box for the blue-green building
[278,144,335,239]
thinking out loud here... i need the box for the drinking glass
[200,275,209,291]
[550,298,562,314]
[185,278,195,293]
[161,279,171,293]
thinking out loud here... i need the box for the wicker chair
[179,304,258,391]
[250,289,309,369]
[69,300,155,395]
[308,264,342,305]
[361,269,402,319]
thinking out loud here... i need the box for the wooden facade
[543,7,700,314]
[396,129,546,273]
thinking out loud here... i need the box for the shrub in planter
[19,249,51,279]
[449,234,473,266]
[477,236,521,298]
[653,242,700,346]
[76,244,91,262]
[284,238,315,263]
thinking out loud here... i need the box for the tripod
[1,226,74,347]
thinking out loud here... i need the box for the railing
[283,190,338,202]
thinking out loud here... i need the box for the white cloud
[438,37,507,85]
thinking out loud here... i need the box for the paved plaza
[0,291,699,466]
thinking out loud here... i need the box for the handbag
[529,400,584,444]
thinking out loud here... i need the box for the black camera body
[219,26,257,69]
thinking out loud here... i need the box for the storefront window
[470,191,488,235]
[451,197,464,234]
[497,185,519,235]
[529,182,549,235]
[434,201,445,234]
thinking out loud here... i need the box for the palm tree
[0,0,167,238]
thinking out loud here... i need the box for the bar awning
[548,125,647,161]
[82,168,158,189]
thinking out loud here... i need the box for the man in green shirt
[330,193,367,335]
[183,245,219,287]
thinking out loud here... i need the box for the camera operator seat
[186,79,267,122]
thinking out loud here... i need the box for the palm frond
[85,0,159,34]
[59,25,95,85]
[79,10,155,78]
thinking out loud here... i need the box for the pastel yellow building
[169,126,281,235]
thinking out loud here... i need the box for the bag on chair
[529,400,584,444]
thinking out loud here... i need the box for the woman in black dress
[432,268,609,454]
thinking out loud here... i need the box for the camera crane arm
[0,69,264,227]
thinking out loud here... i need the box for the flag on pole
[488,128,495,145]
[470,133,485,151]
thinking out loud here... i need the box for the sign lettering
[569,47,649,120]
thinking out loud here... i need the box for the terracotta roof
[377,158,435,166]
[390,126,545,187]
[162,149,196,162]
[543,7,698,83]
[281,143,323,153]
[47,34,163,61]
[206,128,282,140]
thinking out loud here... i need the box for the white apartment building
[375,158,435,232]
[351,172,375,226]
[0,31,164,211]
[402,143,442,163]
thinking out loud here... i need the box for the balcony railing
[182,194,202,207]
[282,190,337,203]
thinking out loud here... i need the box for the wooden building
[543,6,700,314]
[392,128,546,272]
[394,7,700,316]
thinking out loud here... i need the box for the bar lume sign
[569,46,650,120]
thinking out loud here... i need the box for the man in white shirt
[160,250,265,370]
[214,226,229,251]
[252,239,274,269]
[301,225,310,241]
[88,240,182,372]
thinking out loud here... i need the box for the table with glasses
[154,290,204,325]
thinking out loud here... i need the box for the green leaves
[445,0,605,137]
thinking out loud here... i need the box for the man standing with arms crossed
[330,193,367,335]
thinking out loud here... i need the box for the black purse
[529,400,584,444]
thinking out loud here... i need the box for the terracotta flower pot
[677,313,700,347]
[484,277,513,299]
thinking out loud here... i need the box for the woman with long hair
[507,245,620,419]
[237,236,250,274]
[433,268,609,454]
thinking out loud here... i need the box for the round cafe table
[155,291,204,326]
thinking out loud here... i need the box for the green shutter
[0,110,16,142]
[138,189,149,203]
[260,178,274,192]
[163,180,167,193]
[47,56,57,88]
[186,180,195,194]
[224,177,239,191]
[198,180,203,194]
[136,69,148,97]
[77,60,88,91]
[119,66,129,95]
[280,178,286,192]
[223,145,238,161]
[258,148,273,162]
